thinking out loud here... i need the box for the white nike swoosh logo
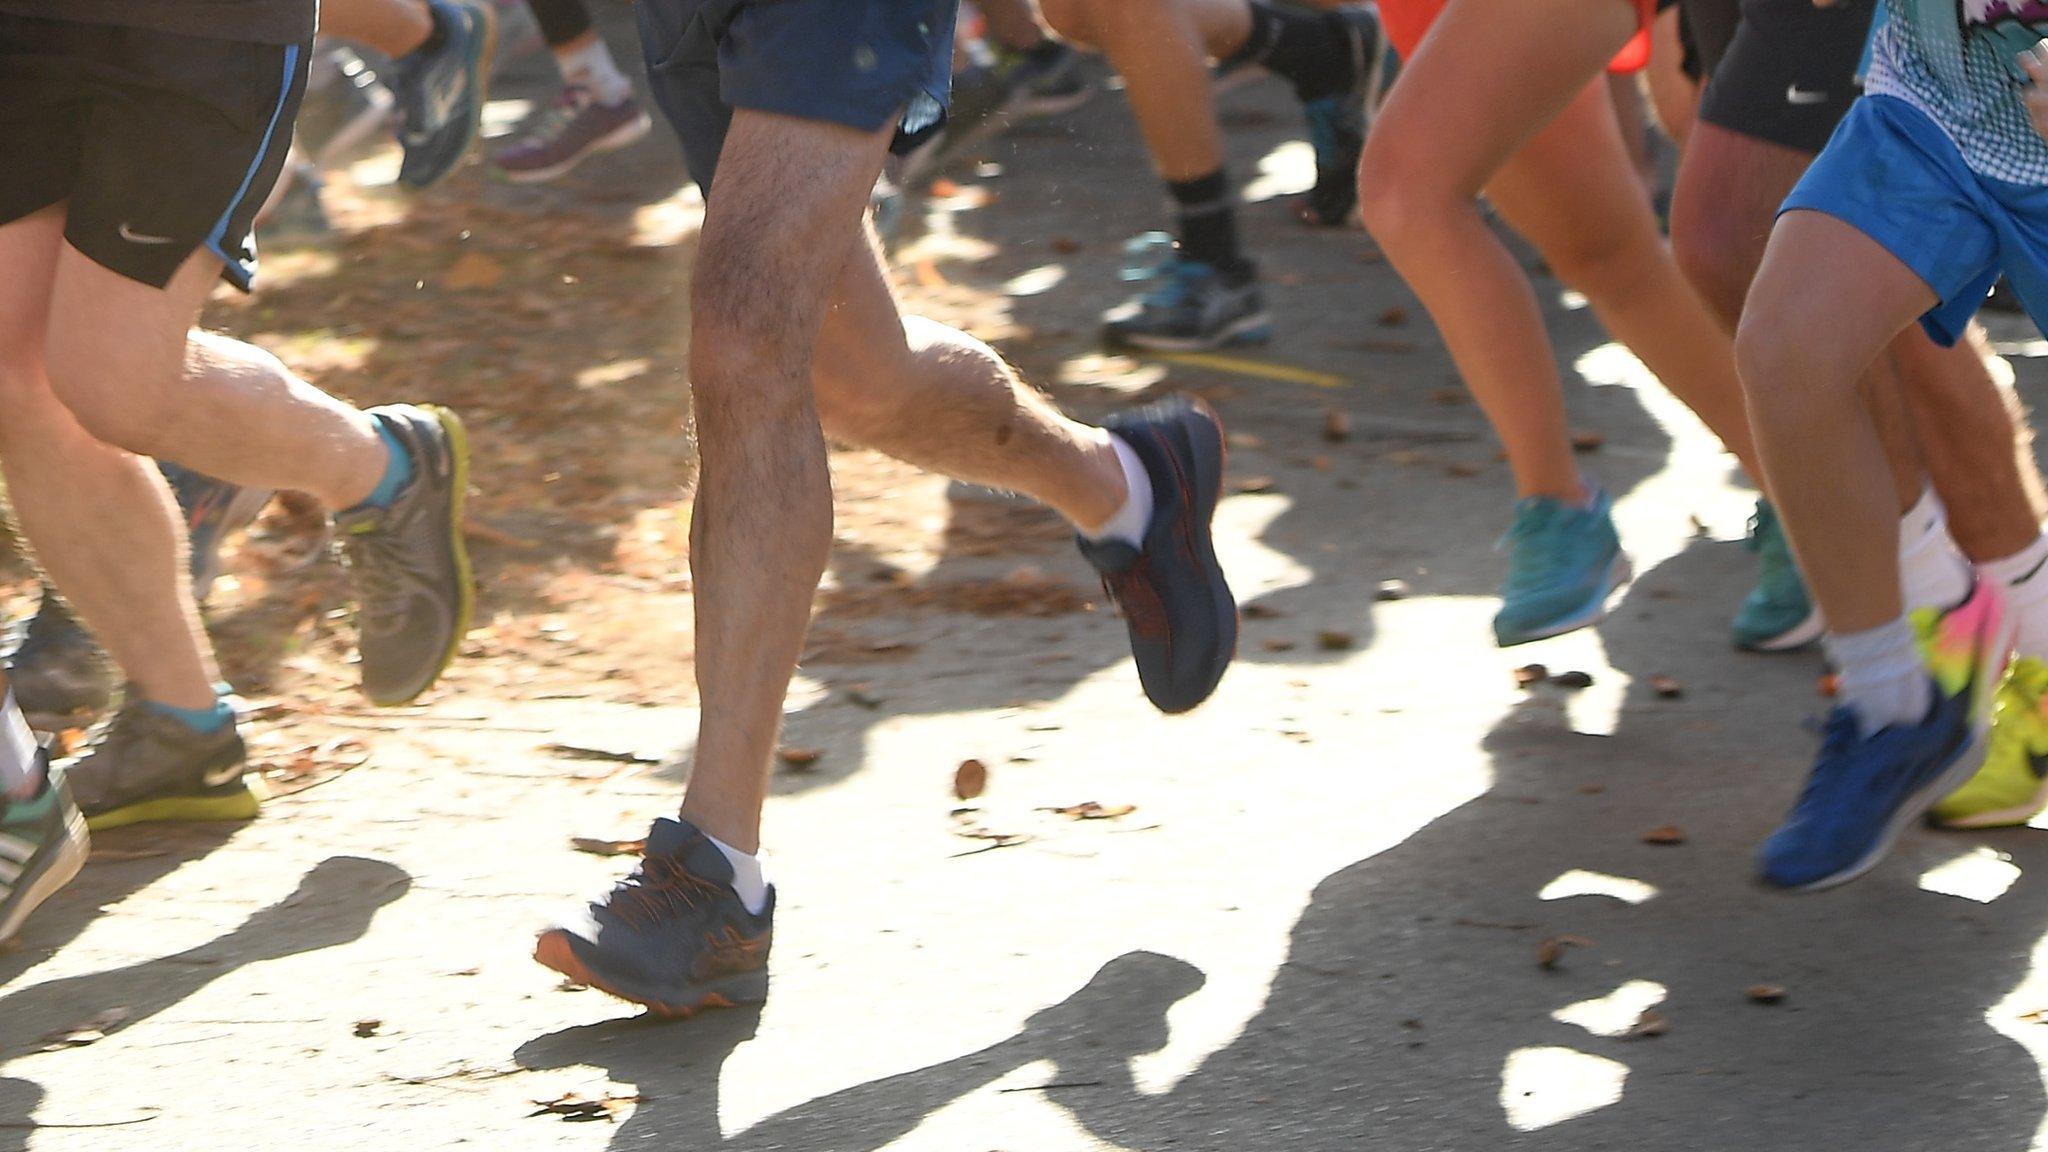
[201,763,246,788]
[1786,85,1829,106]
[118,223,177,245]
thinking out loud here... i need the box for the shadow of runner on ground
[0,857,411,1140]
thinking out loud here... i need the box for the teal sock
[145,689,234,735]
[352,421,415,511]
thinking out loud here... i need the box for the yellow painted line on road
[1148,351,1347,389]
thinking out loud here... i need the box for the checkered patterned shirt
[1866,0,2048,185]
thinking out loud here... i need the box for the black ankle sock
[1168,170,1254,284]
[414,4,450,58]
[1222,1,1356,103]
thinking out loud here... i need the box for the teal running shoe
[1493,489,1631,647]
[1732,500,1822,652]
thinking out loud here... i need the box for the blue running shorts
[636,0,957,194]
[1783,93,2048,346]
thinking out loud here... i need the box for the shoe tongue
[645,817,735,884]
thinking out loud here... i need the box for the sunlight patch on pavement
[1500,1046,1629,1131]
[1002,264,1067,297]
[630,190,705,248]
[1215,494,1312,603]
[1552,980,1668,1038]
[1919,847,2021,903]
[1984,925,2048,1150]
[1539,869,1658,905]
[480,96,533,138]
[1242,140,1315,204]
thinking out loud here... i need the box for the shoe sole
[1782,592,2017,892]
[533,929,767,1018]
[401,0,499,191]
[1929,774,2048,829]
[84,783,261,834]
[1493,552,1634,648]
[1734,607,1825,654]
[1110,311,1274,353]
[372,404,476,707]
[0,806,87,943]
[498,111,654,184]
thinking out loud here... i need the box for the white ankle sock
[1825,618,1931,737]
[1979,531,2048,659]
[705,832,771,915]
[1899,488,1972,613]
[554,37,632,104]
[0,690,41,802]
[1082,433,1155,548]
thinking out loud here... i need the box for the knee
[1356,135,1442,253]
[1733,305,1829,413]
[1669,198,1758,322]
[40,345,171,452]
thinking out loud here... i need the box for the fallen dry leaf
[1043,801,1137,820]
[1263,638,1297,652]
[1571,430,1605,452]
[1623,1009,1670,1039]
[1537,935,1592,970]
[354,1019,382,1038]
[1317,630,1354,651]
[1649,674,1684,699]
[528,1092,644,1123]
[444,251,506,291]
[1642,824,1688,846]
[1513,663,1549,688]
[38,1007,133,1051]
[1378,305,1409,327]
[569,837,646,858]
[1376,579,1410,601]
[954,759,989,801]
[1233,475,1278,495]
[1818,673,1840,697]
[1428,387,1466,406]
[1322,409,1352,442]
[777,746,823,770]
[1243,603,1285,620]
[1051,236,1082,254]
[1747,984,1787,1005]
[1444,462,1481,478]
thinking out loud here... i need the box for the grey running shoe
[535,816,772,1016]
[494,85,652,184]
[0,750,89,943]
[336,405,474,707]
[1103,256,1272,351]
[9,599,114,731]
[390,0,498,189]
[61,698,253,833]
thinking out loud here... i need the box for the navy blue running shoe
[535,817,772,1016]
[1077,397,1238,714]
[1759,582,2013,891]
[389,0,497,190]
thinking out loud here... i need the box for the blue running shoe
[1297,4,1389,228]
[1102,253,1271,352]
[389,0,497,190]
[1759,581,2014,891]
[535,816,772,1016]
[1492,489,1631,647]
[1731,500,1822,652]
[1077,397,1238,713]
[161,463,275,602]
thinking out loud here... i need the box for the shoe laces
[1792,708,1868,809]
[606,853,729,928]
[518,85,596,148]
[1134,256,1220,315]
[340,519,417,630]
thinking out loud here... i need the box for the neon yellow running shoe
[1932,655,2048,829]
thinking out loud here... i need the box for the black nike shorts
[0,13,308,291]
[1680,0,1874,155]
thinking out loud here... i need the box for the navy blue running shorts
[636,0,958,195]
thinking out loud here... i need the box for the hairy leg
[0,207,216,710]
[45,246,385,512]
[1737,211,1935,632]
[1896,328,2047,561]
[1485,81,1761,477]
[1357,0,1635,500]
[812,231,1125,531]
[676,110,894,853]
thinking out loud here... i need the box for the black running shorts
[0,13,308,291]
[1680,0,1875,155]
